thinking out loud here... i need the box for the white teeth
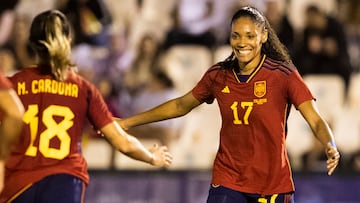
[237,50,251,54]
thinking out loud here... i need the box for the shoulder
[204,62,232,75]
[262,57,297,76]
[66,71,101,95]
[199,63,230,83]
[207,63,223,72]
[8,67,38,81]
[67,71,92,86]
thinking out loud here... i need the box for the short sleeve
[288,70,315,108]
[87,83,114,129]
[191,70,215,104]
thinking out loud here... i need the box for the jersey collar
[232,54,266,83]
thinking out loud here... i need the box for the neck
[238,64,255,75]
[237,55,262,75]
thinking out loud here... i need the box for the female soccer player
[118,6,340,203]
[0,10,172,203]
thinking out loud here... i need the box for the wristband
[328,140,336,148]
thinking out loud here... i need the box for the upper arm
[176,91,202,114]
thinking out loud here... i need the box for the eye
[247,34,256,39]
[231,33,239,40]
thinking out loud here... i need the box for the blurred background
[1,0,360,202]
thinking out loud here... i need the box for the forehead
[231,17,262,32]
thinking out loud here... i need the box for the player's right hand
[149,144,173,167]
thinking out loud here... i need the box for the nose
[233,41,245,49]
[231,36,246,48]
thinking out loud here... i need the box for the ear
[261,29,268,43]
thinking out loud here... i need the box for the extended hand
[325,142,340,175]
[149,144,173,167]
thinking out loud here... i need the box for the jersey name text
[17,79,78,98]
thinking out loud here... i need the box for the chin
[237,56,252,63]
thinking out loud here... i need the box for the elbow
[176,108,189,117]
[117,143,132,154]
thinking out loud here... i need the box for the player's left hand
[325,142,340,176]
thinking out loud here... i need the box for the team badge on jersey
[254,81,266,98]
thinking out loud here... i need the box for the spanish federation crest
[254,81,266,98]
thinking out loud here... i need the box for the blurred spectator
[105,31,134,77]
[15,0,56,20]
[102,0,139,35]
[1,1,50,71]
[238,0,270,12]
[0,1,19,47]
[339,0,360,73]
[122,33,180,146]
[128,69,180,147]
[0,49,16,76]
[5,14,36,70]
[337,0,360,28]
[129,0,176,50]
[123,34,164,96]
[60,0,112,47]
[163,0,216,49]
[264,0,295,56]
[72,30,137,118]
[97,77,122,118]
[294,4,353,94]
[205,0,240,46]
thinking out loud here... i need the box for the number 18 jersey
[2,66,113,202]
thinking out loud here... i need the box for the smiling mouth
[235,49,251,55]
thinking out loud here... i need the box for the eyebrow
[231,31,257,35]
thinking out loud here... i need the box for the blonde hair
[29,10,76,81]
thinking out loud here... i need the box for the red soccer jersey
[1,66,113,202]
[192,55,314,195]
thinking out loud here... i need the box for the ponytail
[29,10,76,81]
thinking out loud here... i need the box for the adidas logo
[221,86,230,93]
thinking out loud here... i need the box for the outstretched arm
[117,91,202,130]
[101,121,173,167]
[298,100,340,175]
[0,88,24,192]
[0,89,24,159]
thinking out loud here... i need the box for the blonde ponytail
[29,10,76,81]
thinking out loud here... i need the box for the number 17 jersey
[192,56,314,195]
